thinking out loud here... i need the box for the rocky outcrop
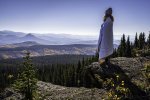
[89,57,149,79]
[37,81,107,100]
[0,81,107,100]
[111,57,149,83]
[88,57,150,100]
[0,88,23,100]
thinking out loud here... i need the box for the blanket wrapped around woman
[97,16,113,60]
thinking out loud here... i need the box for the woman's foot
[99,59,106,67]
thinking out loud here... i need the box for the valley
[0,44,96,59]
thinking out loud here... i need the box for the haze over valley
[0,30,120,59]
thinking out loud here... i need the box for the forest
[0,54,95,92]
[113,32,150,57]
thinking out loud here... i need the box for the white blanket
[97,17,113,59]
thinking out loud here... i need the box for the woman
[97,8,114,65]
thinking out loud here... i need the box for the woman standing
[97,8,114,65]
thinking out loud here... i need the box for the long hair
[103,14,114,22]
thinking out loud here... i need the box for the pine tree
[125,36,132,57]
[117,41,122,56]
[139,32,145,49]
[95,50,99,61]
[122,34,126,56]
[142,32,146,47]
[118,34,126,57]
[147,33,150,48]
[134,32,139,48]
[76,60,81,86]
[82,57,85,67]
[139,33,142,49]
[112,48,117,57]
[77,61,81,74]
[13,52,37,100]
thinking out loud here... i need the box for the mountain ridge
[0,44,97,59]
[0,30,121,45]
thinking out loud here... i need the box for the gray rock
[88,57,149,79]
[0,88,23,100]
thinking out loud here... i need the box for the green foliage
[147,34,150,48]
[118,34,126,57]
[111,49,118,58]
[95,51,99,61]
[0,55,93,91]
[104,75,131,100]
[116,32,150,57]
[0,66,17,92]
[138,32,146,49]
[125,36,132,57]
[141,63,150,93]
[134,32,139,48]
[117,34,132,57]
[12,52,38,100]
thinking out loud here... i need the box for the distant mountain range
[0,30,121,45]
[0,41,40,48]
[0,30,120,59]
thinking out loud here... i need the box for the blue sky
[0,0,150,36]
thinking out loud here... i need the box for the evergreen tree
[125,36,132,57]
[76,60,81,86]
[117,41,121,56]
[112,48,118,57]
[13,52,37,100]
[95,51,99,61]
[147,33,150,48]
[82,57,85,67]
[134,32,139,48]
[118,34,126,56]
[139,32,145,49]
[142,32,146,47]
[139,33,142,49]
